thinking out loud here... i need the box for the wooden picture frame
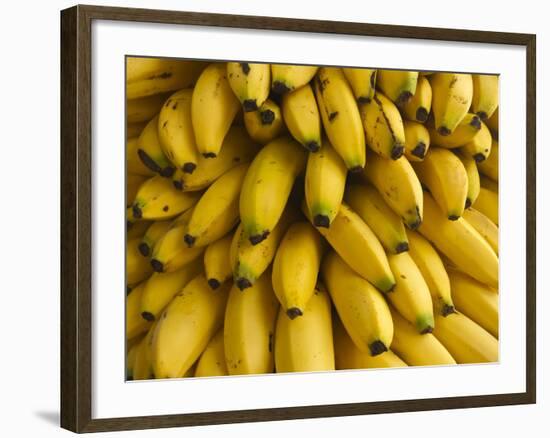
[60,4,536,433]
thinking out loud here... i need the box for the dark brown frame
[61,4,537,433]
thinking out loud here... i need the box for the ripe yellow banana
[428,113,481,149]
[429,73,473,135]
[204,234,233,290]
[376,70,418,105]
[127,92,169,123]
[322,251,393,355]
[157,88,199,174]
[471,74,499,120]
[304,139,347,228]
[362,152,423,229]
[405,229,455,316]
[127,174,148,207]
[448,269,498,338]
[486,107,499,137]
[151,274,230,378]
[463,208,498,254]
[127,57,187,83]
[477,139,499,181]
[194,329,228,377]
[271,64,318,94]
[127,238,153,285]
[389,306,456,365]
[272,222,324,318]
[460,121,493,162]
[386,252,435,333]
[314,67,366,171]
[345,184,409,254]
[126,282,152,339]
[239,136,306,245]
[133,327,155,380]
[401,75,432,123]
[126,339,141,379]
[137,116,175,177]
[473,187,498,225]
[191,63,241,157]
[333,316,406,369]
[274,283,335,372]
[172,126,258,191]
[227,62,270,111]
[342,68,377,103]
[403,120,430,161]
[455,150,480,208]
[418,193,498,288]
[184,163,248,248]
[140,257,203,321]
[433,312,498,363]
[243,99,285,144]
[412,148,469,220]
[224,271,279,375]
[360,92,406,160]
[127,120,147,139]
[480,175,498,193]
[138,220,171,257]
[127,137,155,177]
[281,84,321,152]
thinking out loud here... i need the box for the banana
[433,312,498,363]
[127,174,148,207]
[127,121,147,138]
[362,152,423,229]
[227,62,270,111]
[126,59,207,99]
[322,251,393,355]
[389,306,456,366]
[448,270,499,338]
[304,139,347,228]
[472,187,498,225]
[403,120,430,161]
[405,229,455,316]
[480,175,499,193]
[342,68,377,103]
[204,234,234,290]
[243,99,285,144]
[127,92,169,123]
[274,283,335,372]
[455,150,481,208]
[172,126,258,191]
[386,252,435,333]
[126,339,141,379]
[239,136,306,244]
[224,271,279,375]
[281,84,322,152]
[401,75,432,123]
[313,67,366,170]
[137,116,175,177]
[376,70,418,105]
[194,329,228,377]
[471,74,499,120]
[345,184,409,254]
[126,218,151,240]
[460,121,493,162]
[133,328,155,380]
[127,137,155,177]
[191,63,241,157]
[127,238,153,285]
[157,88,199,174]
[140,257,203,321]
[477,139,499,181]
[271,64,318,94]
[230,208,296,290]
[126,282,152,339]
[272,222,324,318]
[428,113,482,149]
[429,73,473,135]
[463,208,498,254]
[412,148,469,220]
[486,107,499,137]
[139,220,171,257]
[184,163,248,248]
[418,193,498,288]
[151,274,230,378]
[360,92,406,160]
[333,316,406,369]
[131,175,200,220]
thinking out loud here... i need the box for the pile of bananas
[126,58,500,380]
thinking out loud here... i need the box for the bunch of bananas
[125,58,500,380]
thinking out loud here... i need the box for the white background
[0,0,545,437]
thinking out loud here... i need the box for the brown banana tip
[369,340,388,356]
[141,311,155,322]
[132,204,142,219]
[477,111,488,120]
[160,166,175,178]
[473,153,486,163]
[207,278,221,290]
[357,96,372,104]
[260,109,275,125]
[249,231,269,245]
[182,162,196,174]
[416,107,429,123]
[313,214,330,228]
[441,304,456,317]
[306,141,320,153]
[411,142,426,159]
[348,165,363,174]
[150,259,164,273]
[391,144,405,160]
[420,325,434,334]
[243,99,258,112]
[385,282,396,293]
[396,91,413,106]
[183,234,196,247]
[138,242,150,257]
[437,126,451,136]
[173,180,184,190]
[272,81,290,95]
[236,277,252,290]
[202,152,217,159]
[239,62,251,75]
[448,214,460,221]
[465,198,472,209]
[470,115,482,129]
[395,242,409,253]
[408,217,422,230]
[286,307,303,320]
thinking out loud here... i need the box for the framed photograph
[60,4,536,433]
